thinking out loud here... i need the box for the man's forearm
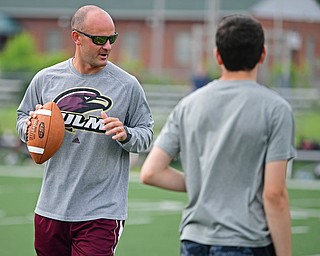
[264,189,291,256]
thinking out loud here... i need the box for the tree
[0,32,67,74]
[0,32,68,94]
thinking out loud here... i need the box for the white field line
[1,202,319,230]
[0,214,34,226]
[0,183,40,194]
[0,214,155,226]
[0,200,184,226]
[286,179,320,191]
[1,166,320,189]
[0,214,154,226]
[291,208,320,219]
[291,226,309,234]
[290,198,320,207]
[0,165,43,178]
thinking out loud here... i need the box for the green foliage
[290,62,312,88]
[118,55,186,85]
[269,61,312,88]
[0,32,68,74]
[0,32,38,72]
[118,56,146,80]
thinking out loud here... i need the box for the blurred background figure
[191,65,211,91]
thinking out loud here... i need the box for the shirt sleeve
[119,79,154,153]
[154,103,182,159]
[265,103,297,163]
[16,73,43,143]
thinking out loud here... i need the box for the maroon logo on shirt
[53,88,113,133]
[54,88,112,113]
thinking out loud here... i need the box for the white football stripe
[27,146,44,154]
[35,109,52,116]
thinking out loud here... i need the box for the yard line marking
[0,210,5,218]
[287,179,320,190]
[0,200,183,227]
[0,215,153,226]
[0,215,33,226]
[128,200,184,214]
[126,217,152,225]
[0,166,43,178]
[291,208,320,219]
[0,183,41,194]
[291,226,309,234]
[1,167,319,188]
[290,198,320,207]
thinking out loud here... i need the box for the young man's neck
[219,67,258,81]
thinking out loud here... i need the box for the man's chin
[99,59,108,66]
[94,60,108,68]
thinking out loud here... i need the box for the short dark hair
[215,14,265,71]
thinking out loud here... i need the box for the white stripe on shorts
[112,220,125,255]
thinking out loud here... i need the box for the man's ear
[259,45,267,64]
[214,48,223,65]
[72,31,81,45]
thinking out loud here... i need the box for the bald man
[16,5,154,255]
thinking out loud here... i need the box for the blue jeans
[181,240,276,256]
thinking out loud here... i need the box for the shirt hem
[35,209,127,222]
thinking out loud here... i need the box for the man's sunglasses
[73,29,118,45]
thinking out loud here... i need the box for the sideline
[1,165,319,190]
[0,165,43,178]
[286,179,320,191]
[0,165,142,181]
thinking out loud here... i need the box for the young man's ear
[214,48,223,65]
[259,45,267,64]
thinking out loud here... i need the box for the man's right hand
[25,104,43,129]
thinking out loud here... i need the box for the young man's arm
[140,146,186,192]
[263,160,291,256]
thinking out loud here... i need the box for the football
[26,102,65,164]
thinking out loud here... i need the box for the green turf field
[0,165,319,256]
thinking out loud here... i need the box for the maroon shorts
[34,214,125,256]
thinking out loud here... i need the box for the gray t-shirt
[156,80,296,247]
[17,59,153,221]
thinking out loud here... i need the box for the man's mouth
[99,53,108,59]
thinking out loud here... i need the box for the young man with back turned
[141,14,296,256]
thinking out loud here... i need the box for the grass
[295,110,320,142]
[0,107,17,134]
[289,188,320,255]
[0,165,320,256]
[0,174,39,256]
